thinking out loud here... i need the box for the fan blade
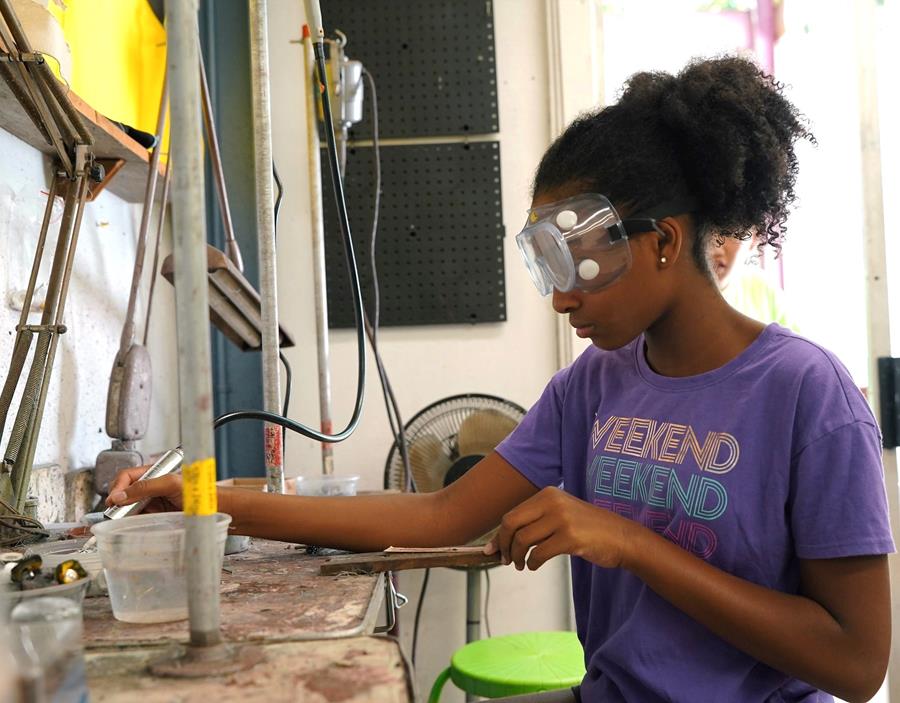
[408,434,452,493]
[457,409,519,458]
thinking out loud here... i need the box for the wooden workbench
[83,540,385,647]
[86,637,413,703]
[83,539,415,702]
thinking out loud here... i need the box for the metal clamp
[16,324,67,335]
[375,571,408,634]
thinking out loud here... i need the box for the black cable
[213,41,367,444]
[358,67,412,493]
[279,350,292,453]
[412,568,431,666]
[273,161,283,236]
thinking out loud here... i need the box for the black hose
[213,41,367,444]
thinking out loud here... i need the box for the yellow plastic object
[49,0,168,153]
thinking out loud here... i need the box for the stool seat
[429,631,585,701]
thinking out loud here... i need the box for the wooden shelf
[0,75,154,203]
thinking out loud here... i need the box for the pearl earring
[660,256,668,264]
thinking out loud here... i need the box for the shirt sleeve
[495,367,569,490]
[789,420,895,559]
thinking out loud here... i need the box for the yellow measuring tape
[182,457,217,516]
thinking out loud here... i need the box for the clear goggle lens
[516,195,632,295]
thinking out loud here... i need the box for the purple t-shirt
[497,324,894,703]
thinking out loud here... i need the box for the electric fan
[383,393,526,645]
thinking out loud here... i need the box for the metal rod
[303,30,335,476]
[11,59,72,173]
[0,4,72,171]
[33,59,93,145]
[118,75,169,358]
[465,570,481,701]
[16,175,89,510]
[0,175,59,439]
[249,0,284,494]
[143,157,172,347]
[28,64,79,147]
[166,0,220,647]
[0,331,32,441]
[199,47,243,273]
[7,175,85,510]
[18,173,59,332]
[0,0,34,53]
[0,60,53,147]
[3,177,78,469]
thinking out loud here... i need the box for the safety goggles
[515,193,691,296]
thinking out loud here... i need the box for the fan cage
[383,393,527,491]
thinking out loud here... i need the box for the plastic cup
[294,474,359,497]
[0,579,89,620]
[9,596,88,703]
[91,512,231,624]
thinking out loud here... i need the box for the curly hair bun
[653,56,813,249]
[533,55,814,262]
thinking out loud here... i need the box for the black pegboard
[323,142,506,328]
[320,0,498,139]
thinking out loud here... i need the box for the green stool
[428,631,585,702]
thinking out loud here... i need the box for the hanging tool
[159,39,294,354]
[94,76,170,498]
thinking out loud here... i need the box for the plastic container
[0,579,90,619]
[295,474,359,497]
[9,596,88,703]
[91,512,231,624]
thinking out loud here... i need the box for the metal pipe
[249,0,284,494]
[28,65,79,147]
[33,59,93,145]
[0,175,58,438]
[7,174,85,510]
[0,6,72,172]
[303,30,335,476]
[199,49,243,273]
[16,175,89,510]
[0,0,34,53]
[465,570,482,701]
[166,0,220,647]
[119,75,169,357]
[143,157,172,347]
[11,59,72,173]
[6,175,80,459]
[0,60,52,147]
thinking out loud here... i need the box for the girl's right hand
[104,466,184,513]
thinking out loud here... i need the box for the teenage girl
[107,57,893,703]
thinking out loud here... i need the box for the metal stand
[148,0,259,676]
[303,28,335,476]
[0,0,96,533]
[249,0,285,494]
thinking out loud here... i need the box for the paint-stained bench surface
[83,539,413,701]
[83,539,384,648]
[86,636,413,702]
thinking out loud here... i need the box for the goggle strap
[621,218,663,237]
[629,197,698,221]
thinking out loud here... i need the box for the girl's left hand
[483,486,638,571]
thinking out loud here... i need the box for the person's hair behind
[532,55,815,274]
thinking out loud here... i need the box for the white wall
[267,0,572,698]
[0,127,179,491]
